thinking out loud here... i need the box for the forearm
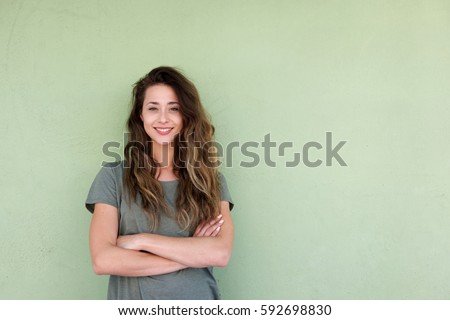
[92,243,188,277]
[136,234,232,268]
[115,202,234,268]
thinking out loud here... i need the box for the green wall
[1,0,449,299]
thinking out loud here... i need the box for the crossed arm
[89,201,234,277]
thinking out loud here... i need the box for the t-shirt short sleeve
[85,164,120,213]
[219,172,234,211]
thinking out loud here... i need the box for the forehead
[143,84,178,102]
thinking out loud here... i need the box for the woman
[85,66,234,299]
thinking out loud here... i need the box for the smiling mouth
[154,127,173,135]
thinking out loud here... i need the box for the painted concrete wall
[1,0,449,299]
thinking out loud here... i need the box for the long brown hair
[124,66,221,232]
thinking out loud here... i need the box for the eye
[170,107,180,112]
[147,107,158,111]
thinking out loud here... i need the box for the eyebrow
[146,101,180,105]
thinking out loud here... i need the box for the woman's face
[140,84,183,146]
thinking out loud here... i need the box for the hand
[194,214,224,237]
[116,234,143,251]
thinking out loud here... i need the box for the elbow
[92,263,106,275]
[215,248,232,267]
[91,255,110,275]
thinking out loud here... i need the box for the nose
[158,109,168,123]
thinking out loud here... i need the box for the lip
[154,127,173,136]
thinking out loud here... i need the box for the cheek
[140,115,153,134]
[141,113,155,125]
[176,117,183,131]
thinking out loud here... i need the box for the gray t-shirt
[85,161,234,300]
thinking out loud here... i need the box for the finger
[194,222,208,237]
[195,215,224,237]
[203,219,224,237]
[210,226,221,237]
[209,214,222,225]
[196,215,222,235]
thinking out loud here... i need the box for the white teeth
[155,128,171,133]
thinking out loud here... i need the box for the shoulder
[86,161,125,213]
[99,160,125,175]
[218,171,230,184]
[217,171,234,210]
[101,160,124,169]
[92,161,126,186]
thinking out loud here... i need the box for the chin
[153,139,175,146]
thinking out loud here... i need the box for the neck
[152,143,175,168]
[152,144,178,181]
